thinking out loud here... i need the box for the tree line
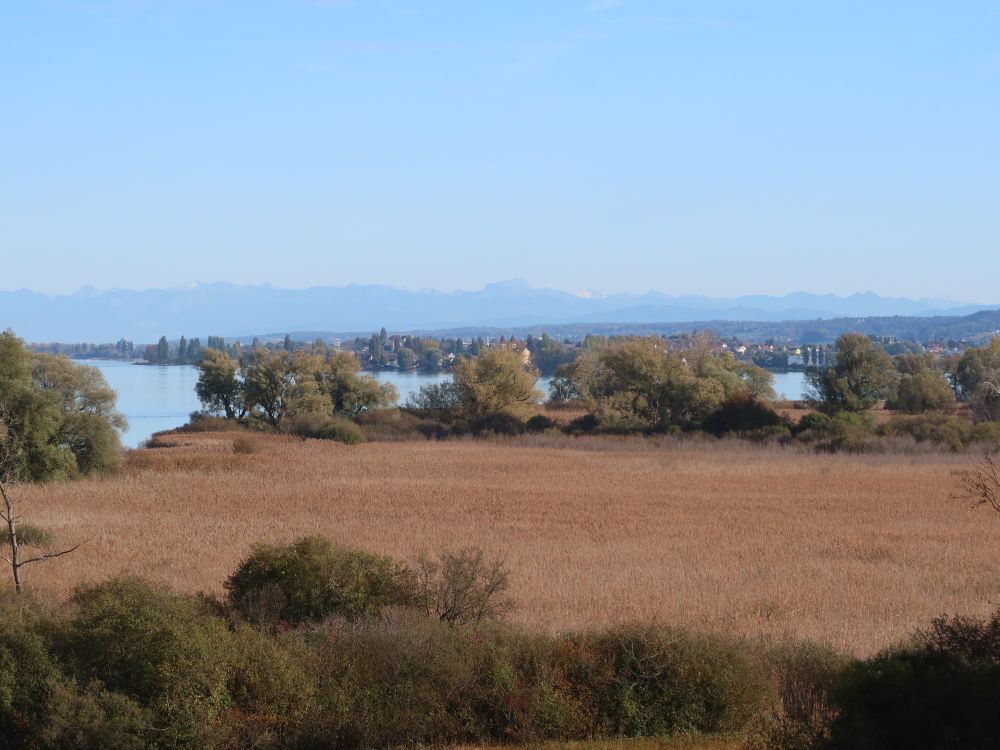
[191,330,1000,448]
[195,347,396,438]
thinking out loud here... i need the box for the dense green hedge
[2,541,999,749]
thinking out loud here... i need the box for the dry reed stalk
[18,431,999,655]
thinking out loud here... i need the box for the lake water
[87,361,802,448]
[771,371,808,401]
[87,361,553,447]
[89,361,202,448]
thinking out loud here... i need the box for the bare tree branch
[957,454,1000,513]
[0,407,79,592]
[19,544,81,567]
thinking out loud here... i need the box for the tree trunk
[0,482,22,594]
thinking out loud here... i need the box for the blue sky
[2,1,998,301]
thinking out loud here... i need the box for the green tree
[0,332,125,481]
[422,349,443,371]
[888,355,955,414]
[953,338,1000,397]
[554,337,773,430]
[369,334,384,366]
[451,347,541,419]
[590,340,717,429]
[951,337,1000,421]
[805,333,897,413]
[241,350,331,428]
[316,352,396,417]
[397,348,416,370]
[195,349,245,420]
[31,353,127,475]
[196,348,394,427]
[156,336,169,365]
[0,332,124,592]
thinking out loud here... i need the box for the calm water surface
[771,371,808,401]
[87,361,554,447]
[89,361,202,448]
[87,360,802,448]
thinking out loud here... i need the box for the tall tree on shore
[805,333,897,413]
[156,336,169,364]
[195,349,244,421]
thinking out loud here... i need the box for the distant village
[27,327,974,378]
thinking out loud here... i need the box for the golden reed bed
[18,430,999,655]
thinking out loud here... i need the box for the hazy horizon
[4,280,998,343]
[3,1,999,301]
[3,279,997,307]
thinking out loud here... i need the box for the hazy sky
[2,1,998,300]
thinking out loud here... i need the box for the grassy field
[17,429,999,655]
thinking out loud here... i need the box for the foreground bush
[225,536,413,625]
[55,577,232,747]
[0,576,788,749]
[0,595,64,745]
[9,547,1000,748]
[753,640,847,749]
[828,612,1000,749]
[293,616,777,748]
[566,626,774,737]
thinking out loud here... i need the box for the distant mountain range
[2,280,996,343]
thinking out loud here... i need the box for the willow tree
[805,333,898,413]
[550,337,773,430]
[450,347,541,419]
[194,347,396,428]
[0,331,124,592]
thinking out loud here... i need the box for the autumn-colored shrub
[231,435,261,454]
